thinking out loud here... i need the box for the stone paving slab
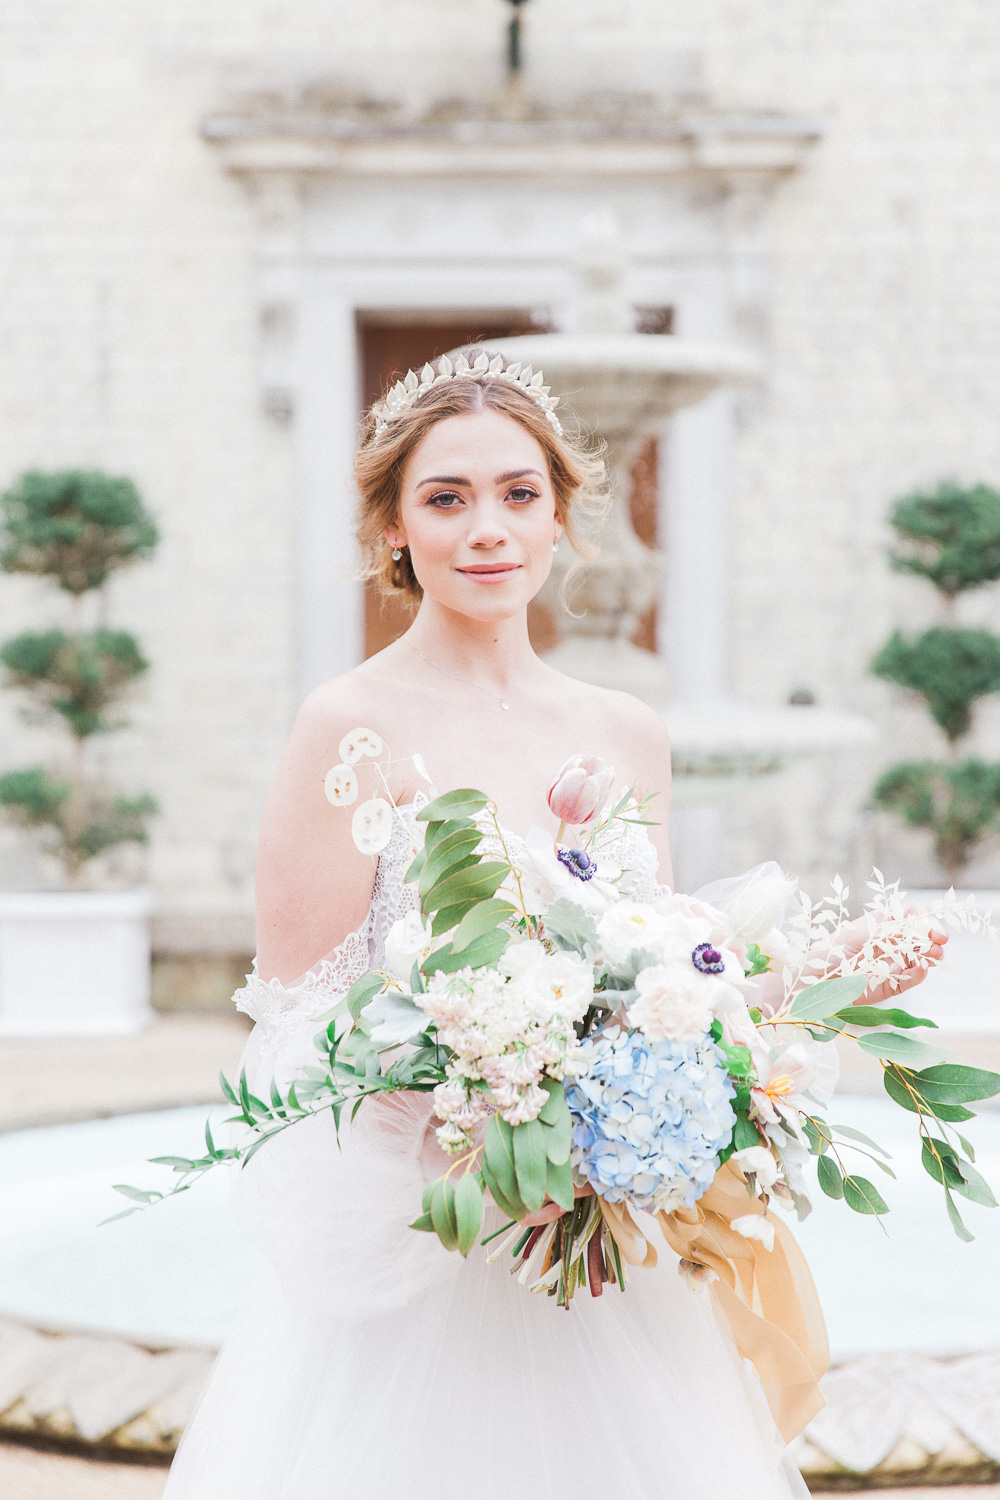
[0,1442,167,1499]
[0,1014,251,1132]
[0,1444,997,1500]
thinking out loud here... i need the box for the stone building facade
[2,1,1000,969]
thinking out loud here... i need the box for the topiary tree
[0,470,159,884]
[871,481,1000,884]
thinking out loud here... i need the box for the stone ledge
[1,1319,998,1487]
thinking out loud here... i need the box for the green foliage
[1,628,149,738]
[0,469,159,879]
[872,759,1000,881]
[0,767,157,876]
[0,766,69,823]
[0,469,159,595]
[870,628,1000,741]
[889,482,1000,598]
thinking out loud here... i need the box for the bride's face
[390,409,562,621]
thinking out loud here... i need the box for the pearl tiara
[372,351,563,439]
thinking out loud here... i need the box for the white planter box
[909,890,1000,1033]
[0,889,154,1038]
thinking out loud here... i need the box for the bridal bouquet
[114,735,1000,1310]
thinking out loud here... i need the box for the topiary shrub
[871,482,1000,884]
[0,470,160,884]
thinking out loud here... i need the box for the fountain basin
[475,333,761,432]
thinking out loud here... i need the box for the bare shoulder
[540,669,671,764]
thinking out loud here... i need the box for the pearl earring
[391,546,402,561]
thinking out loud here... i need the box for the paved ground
[0,1443,996,1500]
[0,1013,251,1132]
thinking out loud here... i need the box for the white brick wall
[2,1,1000,942]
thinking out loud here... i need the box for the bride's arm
[255,683,386,985]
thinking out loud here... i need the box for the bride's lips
[456,562,523,584]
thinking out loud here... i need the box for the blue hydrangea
[565,1027,737,1212]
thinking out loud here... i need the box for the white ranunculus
[520,950,593,1022]
[384,910,433,981]
[597,902,673,968]
[730,1214,776,1252]
[499,938,548,980]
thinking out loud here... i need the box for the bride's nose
[465,499,509,549]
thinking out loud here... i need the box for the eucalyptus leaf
[921,1136,964,1189]
[454,1171,485,1255]
[481,1154,525,1221]
[484,1115,524,1215]
[788,973,870,1021]
[538,1077,567,1124]
[346,971,386,1022]
[836,1005,937,1030]
[409,1212,435,1233]
[856,1031,950,1068]
[423,861,510,916]
[952,1156,997,1207]
[817,1155,844,1199]
[449,898,517,954]
[945,1186,975,1242]
[541,1107,572,1166]
[916,1064,1000,1103]
[545,1151,574,1211]
[429,1177,459,1252]
[512,1118,548,1212]
[417,789,490,822]
[883,1066,975,1120]
[829,1123,893,1158]
[421,927,509,977]
[843,1174,889,1215]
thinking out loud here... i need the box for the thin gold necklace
[408,642,511,711]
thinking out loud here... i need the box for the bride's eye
[507,486,540,505]
[427,491,463,509]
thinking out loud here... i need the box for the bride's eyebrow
[495,468,542,483]
[417,474,469,487]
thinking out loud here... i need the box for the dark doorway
[357,312,541,657]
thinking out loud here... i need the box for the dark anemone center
[557,846,596,881]
[692,942,725,975]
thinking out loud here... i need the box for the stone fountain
[454,228,873,879]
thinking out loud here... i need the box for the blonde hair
[355,356,608,600]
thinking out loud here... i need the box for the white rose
[384,910,433,982]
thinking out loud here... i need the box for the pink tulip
[547,755,616,828]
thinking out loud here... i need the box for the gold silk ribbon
[602,1161,828,1442]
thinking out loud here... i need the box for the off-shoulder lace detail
[234,794,427,1035]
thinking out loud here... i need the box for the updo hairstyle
[355,357,608,600]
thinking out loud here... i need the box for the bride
[163,355,938,1499]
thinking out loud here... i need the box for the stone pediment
[201,101,822,180]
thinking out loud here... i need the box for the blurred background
[1,2,1000,1494]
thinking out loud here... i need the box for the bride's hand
[519,1181,594,1227]
[837,914,949,1006]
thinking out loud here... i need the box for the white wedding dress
[163,800,811,1499]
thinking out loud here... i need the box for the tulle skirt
[163,1017,810,1500]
